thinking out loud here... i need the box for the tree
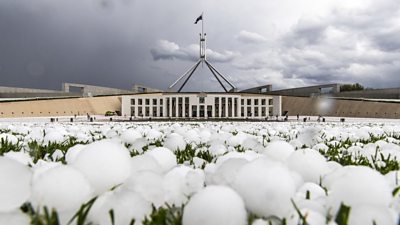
[340,83,364,92]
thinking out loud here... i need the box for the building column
[169,97,172,118]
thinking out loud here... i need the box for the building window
[138,99,143,105]
[152,107,157,116]
[185,97,189,104]
[153,99,157,105]
[215,97,219,103]
[192,105,197,117]
[199,97,205,104]
[138,107,143,116]
[261,107,266,117]
[131,99,135,105]
[131,107,135,116]
[269,99,273,105]
[255,99,259,105]
[247,107,251,117]
[241,99,244,105]
[247,99,251,105]
[159,107,163,117]
[145,99,150,105]
[261,99,266,105]
[241,107,244,117]
[145,107,150,116]
[160,99,163,105]
[254,107,259,117]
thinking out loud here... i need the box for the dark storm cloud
[1,0,400,92]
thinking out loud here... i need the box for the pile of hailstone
[0,121,399,225]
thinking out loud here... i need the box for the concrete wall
[333,88,400,99]
[268,84,341,97]
[282,96,400,119]
[0,86,64,94]
[62,83,132,96]
[0,96,121,118]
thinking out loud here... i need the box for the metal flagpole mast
[168,12,237,92]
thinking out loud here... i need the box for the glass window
[241,99,244,105]
[131,99,135,105]
[199,97,205,104]
[153,99,157,105]
[247,99,251,105]
[261,99,266,105]
[269,99,273,105]
[255,99,259,105]
[138,99,142,105]
[145,99,150,105]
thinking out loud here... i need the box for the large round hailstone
[4,151,32,166]
[208,144,228,157]
[0,157,31,212]
[0,133,18,145]
[43,131,64,144]
[31,165,92,211]
[145,147,177,172]
[89,189,152,225]
[326,166,392,213]
[233,158,296,218]
[207,158,248,186]
[72,140,131,194]
[124,171,165,207]
[263,141,294,162]
[145,129,163,140]
[131,154,163,174]
[347,205,397,225]
[120,129,142,144]
[0,211,30,225]
[182,185,247,225]
[65,144,86,164]
[287,148,330,183]
[164,133,186,151]
[163,166,204,206]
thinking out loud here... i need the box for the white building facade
[121,93,282,119]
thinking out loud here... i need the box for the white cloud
[151,39,239,63]
[236,30,267,44]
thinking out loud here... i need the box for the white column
[169,97,172,118]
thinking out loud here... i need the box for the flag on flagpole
[194,14,203,24]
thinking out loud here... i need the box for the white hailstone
[145,129,163,140]
[130,137,148,153]
[199,128,211,142]
[51,149,64,161]
[298,209,326,225]
[72,140,131,195]
[233,158,297,218]
[89,188,152,225]
[348,205,397,225]
[0,133,18,145]
[208,143,228,156]
[0,157,31,212]
[31,165,92,211]
[131,154,163,175]
[4,151,32,166]
[163,165,205,206]
[296,182,326,200]
[263,141,295,162]
[164,133,186,151]
[242,137,260,151]
[0,211,30,225]
[120,129,142,144]
[384,170,400,188]
[287,148,330,183]
[251,219,269,225]
[123,171,165,207]
[207,158,248,186]
[312,143,329,153]
[326,166,393,214]
[227,133,248,147]
[288,139,303,149]
[43,131,64,144]
[296,127,320,147]
[65,144,86,164]
[182,185,247,225]
[192,157,206,168]
[145,147,177,172]
[184,129,201,144]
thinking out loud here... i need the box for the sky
[0,0,400,92]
